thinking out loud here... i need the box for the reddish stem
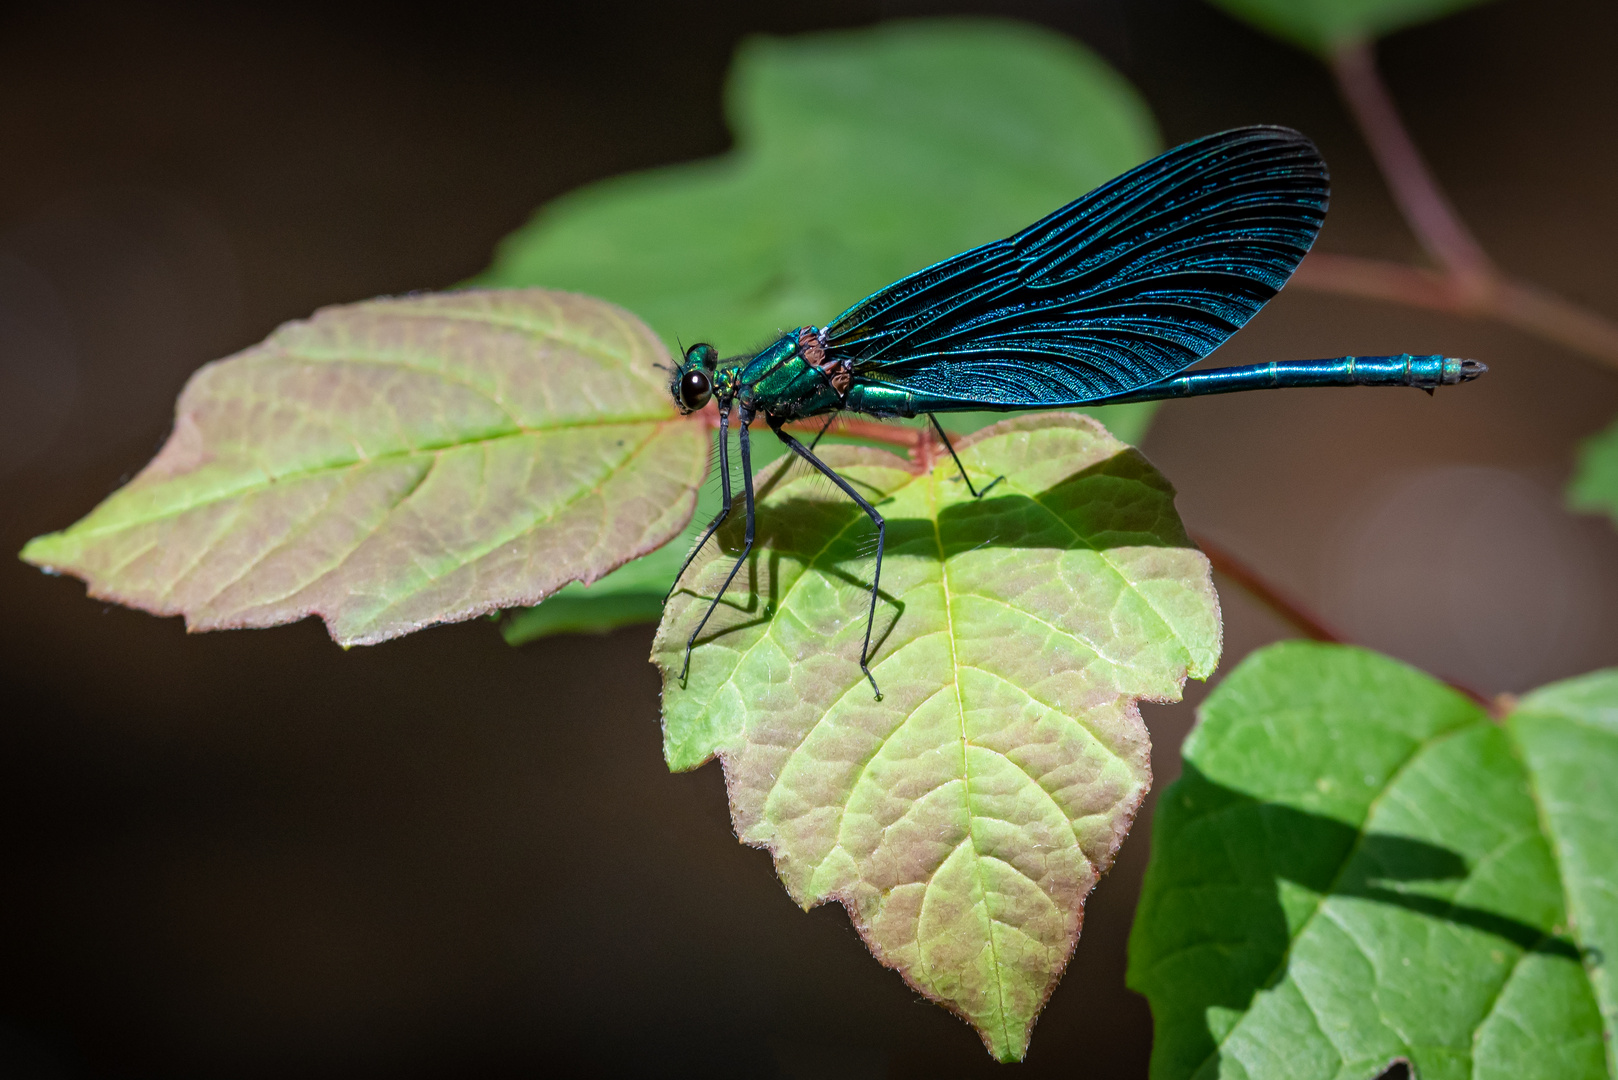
[796,415,924,454]
[1327,40,1494,292]
[1194,533,1493,707]
[1293,251,1618,374]
[1492,278,1618,370]
[1192,534,1342,643]
[1299,41,1618,373]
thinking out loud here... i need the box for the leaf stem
[1194,533,1493,707]
[1287,41,1618,373]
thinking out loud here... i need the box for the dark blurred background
[1,1,1615,1076]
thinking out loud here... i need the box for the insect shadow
[677,445,1194,661]
[1142,763,1591,1077]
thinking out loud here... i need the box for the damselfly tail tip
[1432,356,1486,388]
[1443,357,1486,384]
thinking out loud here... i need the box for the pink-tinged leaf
[22,289,709,645]
[655,414,1221,1060]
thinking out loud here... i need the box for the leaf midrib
[930,464,1012,1053]
[757,447,1166,901]
[40,415,690,546]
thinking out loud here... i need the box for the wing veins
[823,126,1328,405]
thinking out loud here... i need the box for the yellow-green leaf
[21,289,708,645]
[654,413,1220,1060]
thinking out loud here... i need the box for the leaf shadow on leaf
[677,447,1190,661]
[1143,763,1586,1074]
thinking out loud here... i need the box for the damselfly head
[686,343,718,371]
[671,342,718,413]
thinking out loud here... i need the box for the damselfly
[664,126,1484,698]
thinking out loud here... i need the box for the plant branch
[1191,534,1341,643]
[1292,253,1618,369]
[1193,533,1493,707]
[1327,40,1493,289]
[1289,41,1618,374]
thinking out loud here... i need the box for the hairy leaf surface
[1206,0,1497,54]
[22,290,708,645]
[654,414,1220,1061]
[488,20,1164,637]
[1129,642,1616,1080]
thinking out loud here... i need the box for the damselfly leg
[678,406,757,683]
[807,412,838,451]
[768,416,886,700]
[927,414,1002,499]
[666,405,734,605]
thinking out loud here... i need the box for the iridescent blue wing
[822,126,1328,406]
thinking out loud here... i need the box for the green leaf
[1129,642,1615,1080]
[486,19,1163,638]
[1205,0,1498,54]
[1511,670,1618,1073]
[1570,417,1618,527]
[21,289,709,646]
[653,413,1221,1061]
[484,19,1158,357]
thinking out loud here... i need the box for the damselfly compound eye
[685,343,719,370]
[679,369,711,412]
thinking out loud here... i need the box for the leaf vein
[1195,720,1481,1075]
